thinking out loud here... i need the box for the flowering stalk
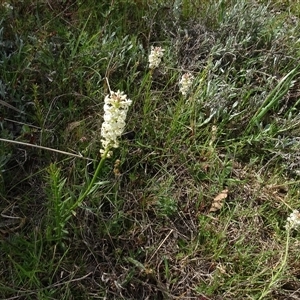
[70,90,131,212]
[100,90,132,157]
[259,209,299,299]
[179,72,194,96]
[2,2,13,10]
[285,209,300,230]
[258,228,290,300]
[148,46,165,69]
[143,46,165,129]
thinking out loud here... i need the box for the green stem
[258,229,290,300]
[69,147,110,212]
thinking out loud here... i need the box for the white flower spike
[149,46,165,69]
[179,73,194,96]
[3,2,13,10]
[285,210,300,231]
[100,90,132,157]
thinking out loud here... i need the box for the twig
[0,138,95,161]
[148,229,174,262]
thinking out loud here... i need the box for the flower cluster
[3,2,13,10]
[148,46,165,69]
[100,90,132,157]
[179,73,194,96]
[285,210,300,230]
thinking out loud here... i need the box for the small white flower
[285,210,300,230]
[148,46,165,69]
[179,73,194,96]
[3,2,13,10]
[100,90,132,157]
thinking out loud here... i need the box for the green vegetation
[1,0,300,299]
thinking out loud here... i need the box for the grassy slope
[1,0,300,299]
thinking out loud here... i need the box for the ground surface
[1,0,300,299]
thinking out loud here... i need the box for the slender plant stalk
[69,148,110,212]
[258,230,290,300]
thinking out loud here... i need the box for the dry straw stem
[148,229,174,262]
[0,99,25,114]
[0,138,95,161]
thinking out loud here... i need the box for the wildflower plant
[259,208,300,299]
[179,72,194,96]
[148,46,165,69]
[69,88,132,213]
[285,209,300,231]
[2,2,13,10]
[100,90,132,158]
